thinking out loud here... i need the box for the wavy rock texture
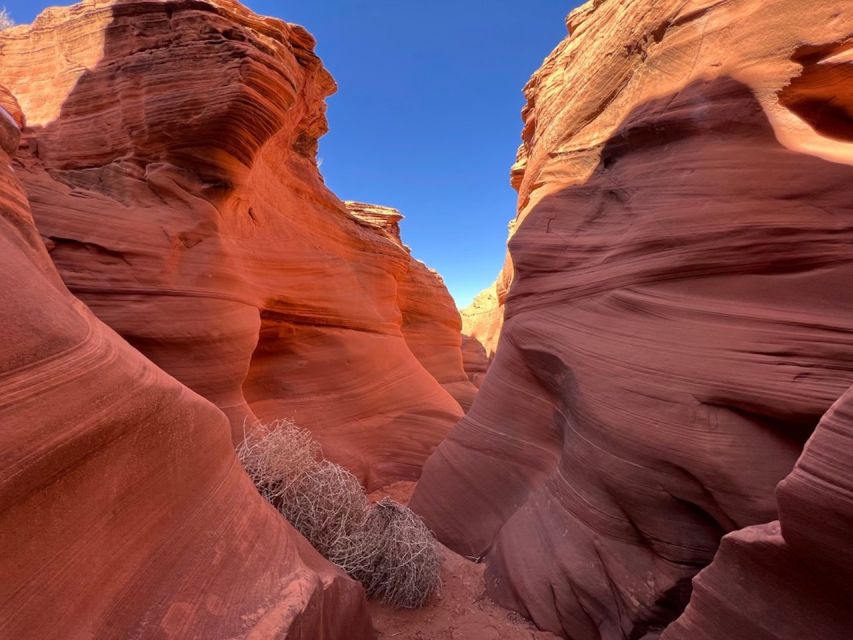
[664,384,853,640]
[0,0,468,489]
[412,0,853,638]
[0,88,372,640]
[347,201,478,411]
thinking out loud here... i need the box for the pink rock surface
[664,383,853,639]
[1,0,467,489]
[0,88,372,639]
[460,334,490,388]
[412,0,853,637]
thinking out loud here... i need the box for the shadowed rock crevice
[779,41,853,143]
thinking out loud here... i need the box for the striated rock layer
[346,201,478,411]
[412,0,853,638]
[664,383,853,640]
[0,87,372,640]
[0,0,470,489]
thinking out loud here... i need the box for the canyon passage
[1,1,853,639]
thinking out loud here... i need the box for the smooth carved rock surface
[460,281,504,359]
[664,384,853,640]
[412,0,853,638]
[346,201,478,412]
[460,335,490,388]
[1,0,468,489]
[0,92,372,640]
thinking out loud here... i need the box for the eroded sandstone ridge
[346,201,478,411]
[0,85,372,639]
[0,0,471,489]
[412,0,853,638]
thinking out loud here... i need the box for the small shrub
[282,459,369,557]
[331,498,442,608]
[237,420,442,608]
[236,419,321,501]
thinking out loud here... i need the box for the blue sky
[3,1,578,307]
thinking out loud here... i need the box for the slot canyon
[0,1,851,639]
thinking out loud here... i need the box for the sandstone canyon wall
[459,282,503,387]
[459,229,513,364]
[0,0,471,489]
[0,84,372,639]
[412,0,853,638]
[458,241,513,386]
[663,383,853,639]
[346,201,478,411]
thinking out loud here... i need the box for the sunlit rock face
[411,0,853,637]
[1,0,469,490]
[0,83,372,640]
[346,201,478,412]
[459,259,511,389]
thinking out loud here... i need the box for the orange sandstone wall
[0,0,469,489]
[0,84,372,640]
[344,202,478,412]
[412,0,853,638]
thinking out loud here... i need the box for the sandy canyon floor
[367,482,560,640]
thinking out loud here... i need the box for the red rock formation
[347,201,478,411]
[0,87,372,640]
[459,227,514,387]
[412,0,853,637]
[664,384,853,640]
[1,0,467,489]
[460,281,504,361]
[460,335,490,388]
[459,236,513,363]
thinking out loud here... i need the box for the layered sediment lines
[412,0,853,637]
[664,383,853,639]
[347,201,478,411]
[1,0,470,489]
[0,86,372,640]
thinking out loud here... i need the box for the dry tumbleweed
[237,420,441,608]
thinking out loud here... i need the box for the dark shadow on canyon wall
[778,40,853,143]
[413,75,853,639]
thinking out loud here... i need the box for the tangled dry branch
[237,419,441,608]
[330,498,442,608]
